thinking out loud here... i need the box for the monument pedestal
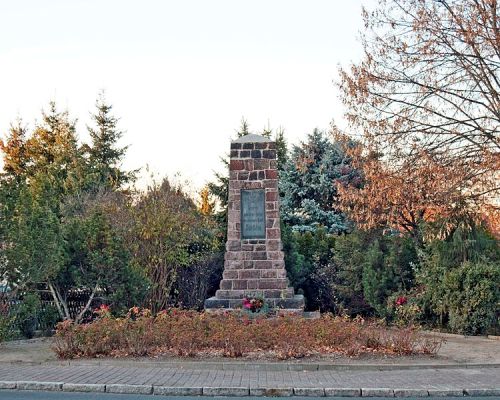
[205,133,305,313]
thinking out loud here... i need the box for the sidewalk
[0,334,499,397]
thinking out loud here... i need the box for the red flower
[395,296,407,306]
[242,298,252,309]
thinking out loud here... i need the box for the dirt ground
[0,333,498,366]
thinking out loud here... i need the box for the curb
[20,359,500,372]
[1,381,500,397]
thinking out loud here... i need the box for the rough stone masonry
[205,133,304,311]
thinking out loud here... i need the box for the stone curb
[63,383,106,392]
[1,381,500,397]
[32,359,500,372]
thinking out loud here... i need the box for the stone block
[247,280,259,289]
[203,387,249,396]
[294,387,325,396]
[154,386,203,396]
[394,389,429,397]
[268,228,280,239]
[250,387,293,396]
[106,384,153,395]
[464,389,500,396]
[263,179,278,189]
[0,382,16,389]
[230,160,244,170]
[231,143,242,149]
[242,143,254,150]
[253,251,268,260]
[325,388,361,397]
[220,280,232,290]
[259,279,287,290]
[17,381,63,391]
[261,270,277,278]
[254,159,270,170]
[239,269,261,279]
[427,389,464,397]
[275,294,305,307]
[244,159,254,170]
[233,280,248,290]
[361,388,394,397]
[255,142,269,150]
[239,150,250,158]
[265,169,278,179]
[254,260,273,269]
[251,150,262,158]
[63,383,106,393]
[263,149,277,159]
[266,191,278,201]
[238,171,249,180]
[223,270,238,279]
[267,240,281,250]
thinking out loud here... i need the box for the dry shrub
[52,309,441,360]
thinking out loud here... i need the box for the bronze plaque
[241,189,266,239]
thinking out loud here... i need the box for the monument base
[204,294,305,313]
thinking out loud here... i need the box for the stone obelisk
[205,133,304,311]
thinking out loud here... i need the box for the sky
[0,0,373,192]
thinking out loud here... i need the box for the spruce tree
[87,93,133,189]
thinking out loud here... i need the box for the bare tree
[339,0,500,205]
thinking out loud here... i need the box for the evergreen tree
[280,129,355,234]
[86,93,134,189]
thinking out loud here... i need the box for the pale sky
[0,0,373,192]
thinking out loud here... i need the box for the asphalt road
[1,393,499,400]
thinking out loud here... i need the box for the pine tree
[236,117,250,138]
[280,129,355,234]
[87,93,134,189]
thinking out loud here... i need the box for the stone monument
[205,133,305,312]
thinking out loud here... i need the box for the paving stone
[16,381,63,391]
[0,381,16,389]
[154,386,203,395]
[63,383,106,392]
[464,388,500,396]
[250,387,293,396]
[294,387,326,396]
[362,388,395,397]
[106,383,153,394]
[203,387,250,396]
[325,388,361,397]
[394,388,429,397]
[427,389,464,397]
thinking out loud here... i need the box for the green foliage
[0,300,14,342]
[445,261,499,334]
[129,179,220,312]
[13,292,41,339]
[280,129,355,234]
[417,223,500,334]
[86,93,135,189]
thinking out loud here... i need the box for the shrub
[0,300,14,342]
[445,261,499,335]
[13,292,40,339]
[53,308,441,360]
[417,222,500,334]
